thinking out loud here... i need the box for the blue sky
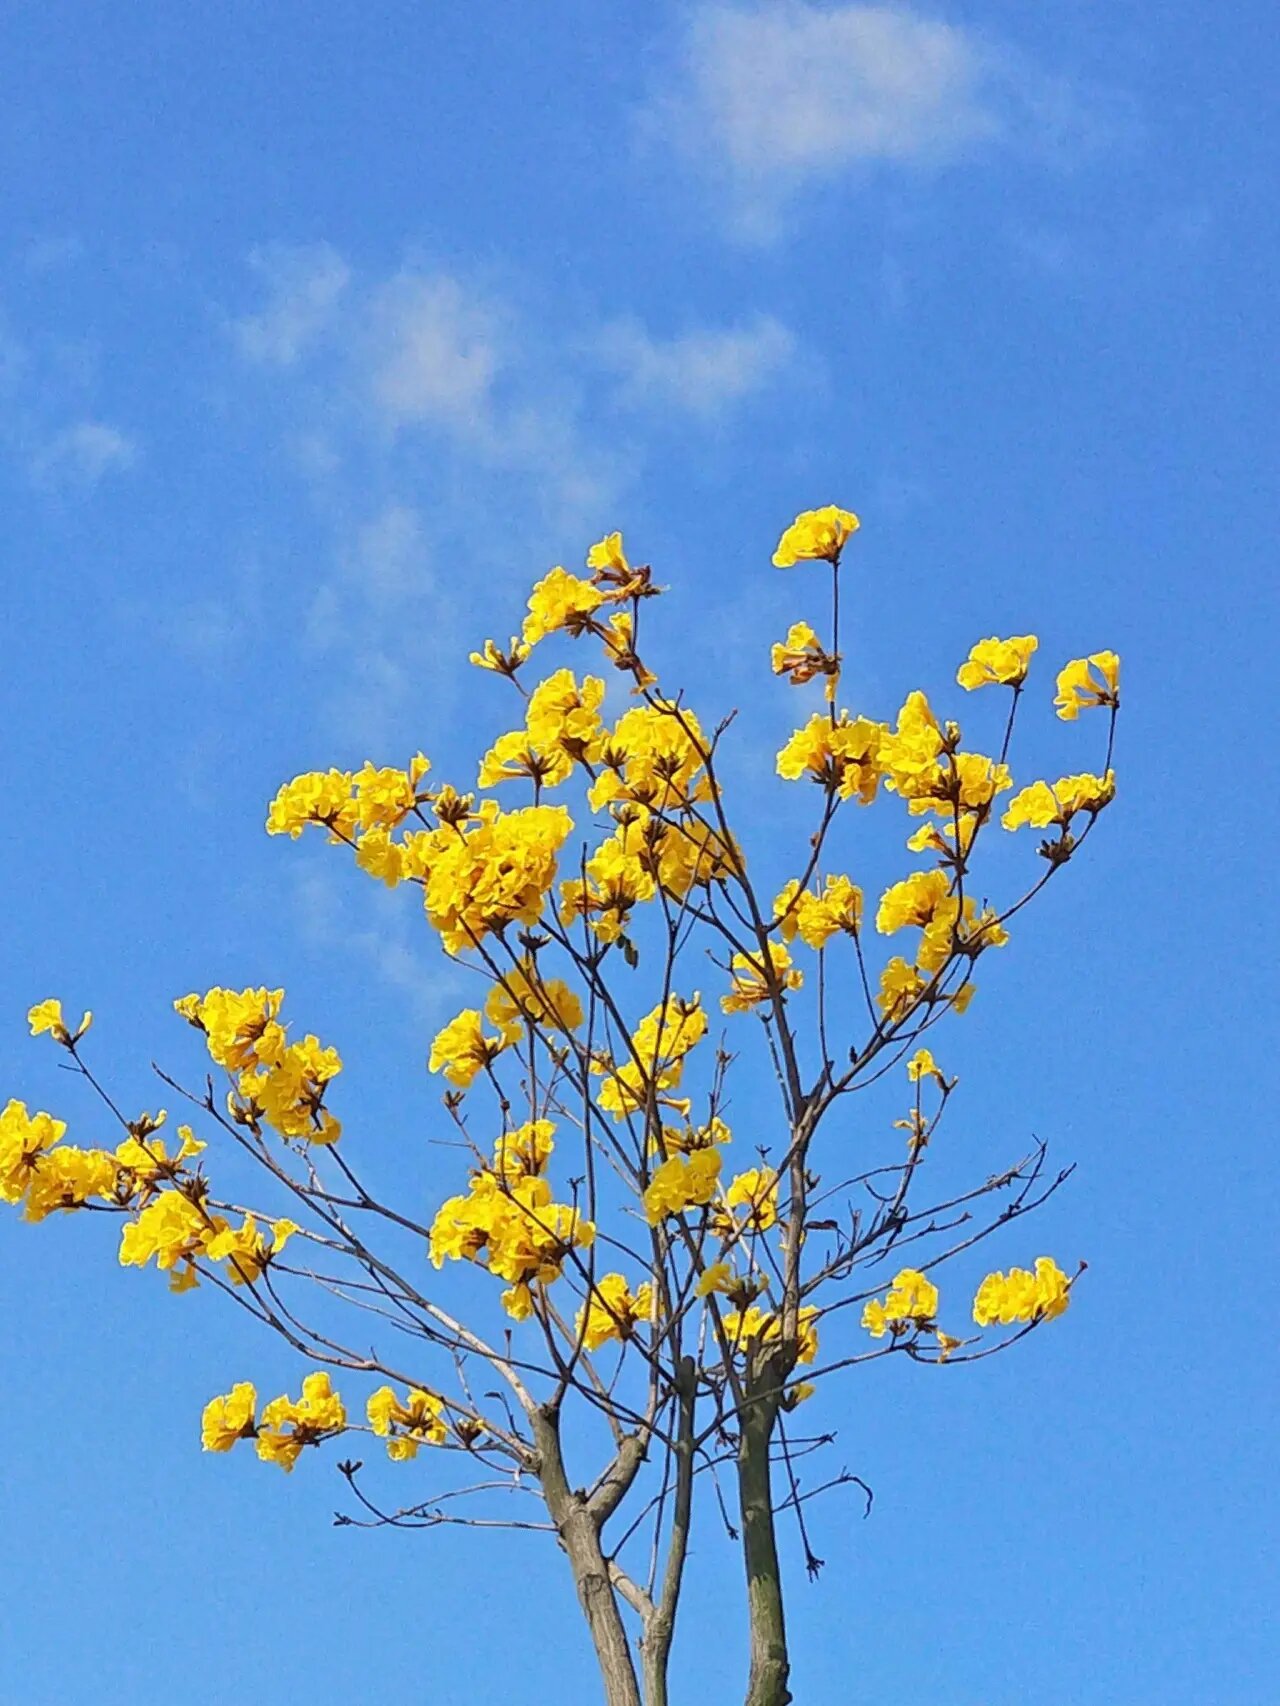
[2,3,1276,1702]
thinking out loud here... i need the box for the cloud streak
[643,3,1119,236]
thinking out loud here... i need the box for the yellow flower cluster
[1055,652,1120,720]
[643,1149,722,1225]
[715,1167,779,1236]
[771,506,860,568]
[428,1008,509,1091]
[484,959,583,1042]
[561,805,735,945]
[721,942,803,1014]
[595,994,708,1119]
[1,1095,212,1228]
[723,1305,819,1366]
[477,668,605,789]
[576,1272,655,1352]
[876,869,1007,976]
[202,1372,347,1472]
[266,755,431,841]
[1002,770,1115,832]
[861,1268,939,1338]
[776,712,883,803]
[774,874,863,949]
[972,1257,1071,1325]
[428,1124,595,1320]
[367,1385,448,1459]
[174,986,343,1145]
[119,1188,297,1292]
[956,634,1038,690]
[422,803,573,952]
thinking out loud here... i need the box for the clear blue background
[1,4,1275,1703]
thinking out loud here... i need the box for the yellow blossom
[27,999,90,1044]
[717,1168,779,1235]
[906,1048,945,1087]
[772,506,860,568]
[773,874,863,948]
[721,942,803,1013]
[861,1267,939,1337]
[973,1257,1071,1326]
[523,566,604,646]
[255,1372,347,1472]
[723,1305,819,1365]
[428,1009,508,1090]
[643,1149,722,1224]
[776,712,884,803]
[1054,652,1120,720]
[1002,771,1115,832]
[770,621,836,696]
[470,636,531,675]
[576,1272,654,1351]
[956,635,1038,690]
[202,1382,258,1452]
[367,1385,448,1458]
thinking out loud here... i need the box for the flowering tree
[4,506,1119,1706]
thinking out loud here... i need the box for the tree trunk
[737,1384,792,1706]
[532,1403,643,1706]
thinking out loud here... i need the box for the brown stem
[738,1378,792,1706]
[641,1355,696,1706]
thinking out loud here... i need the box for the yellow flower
[255,1372,347,1472]
[906,1048,944,1087]
[422,803,573,953]
[723,1305,819,1365]
[428,1009,508,1090]
[1002,770,1115,831]
[1054,651,1120,720]
[973,1256,1071,1326]
[643,1149,722,1224]
[876,957,926,1021]
[523,566,604,646]
[586,531,629,576]
[490,1119,557,1181]
[202,1382,258,1452]
[718,1167,779,1235]
[0,1100,68,1205]
[265,769,358,841]
[776,712,884,803]
[367,1385,448,1457]
[576,1272,654,1351]
[773,874,862,949]
[721,942,803,1013]
[772,506,860,568]
[956,635,1038,691]
[770,621,837,696]
[861,1267,939,1337]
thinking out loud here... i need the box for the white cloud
[595,313,794,417]
[234,242,351,366]
[30,420,137,488]
[646,3,1111,234]
[347,501,431,604]
[368,273,500,431]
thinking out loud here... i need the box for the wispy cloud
[30,419,137,489]
[234,242,351,367]
[644,3,1118,237]
[594,313,794,418]
[368,273,501,433]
